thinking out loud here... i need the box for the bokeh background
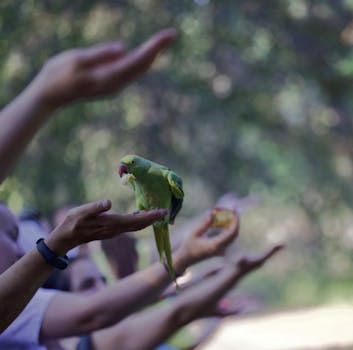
[1,1,353,348]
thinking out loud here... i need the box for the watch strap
[36,238,69,270]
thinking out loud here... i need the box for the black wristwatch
[36,238,69,270]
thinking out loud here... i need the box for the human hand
[29,28,177,110]
[208,244,284,316]
[174,245,283,323]
[172,264,240,317]
[211,296,243,317]
[46,199,167,255]
[174,210,239,271]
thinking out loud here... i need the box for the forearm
[91,267,240,350]
[0,249,53,332]
[173,267,238,326]
[92,303,181,350]
[87,249,190,330]
[0,82,53,183]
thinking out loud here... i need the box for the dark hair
[19,207,42,222]
[101,233,138,279]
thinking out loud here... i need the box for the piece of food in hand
[211,208,236,228]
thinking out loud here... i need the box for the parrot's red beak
[118,164,129,177]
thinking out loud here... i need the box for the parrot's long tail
[153,224,178,288]
[153,224,165,263]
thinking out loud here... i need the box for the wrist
[173,296,197,327]
[173,249,192,274]
[36,239,69,270]
[44,232,72,256]
[26,76,59,113]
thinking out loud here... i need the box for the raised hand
[174,245,284,322]
[46,199,167,255]
[174,210,239,269]
[30,28,177,109]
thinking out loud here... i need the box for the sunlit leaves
[2,0,353,305]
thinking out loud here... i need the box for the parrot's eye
[131,160,135,165]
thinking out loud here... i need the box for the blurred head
[0,203,25,273]
[57,256,106,295]
[101,233,138,279]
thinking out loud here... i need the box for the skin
[60,245,282,350]
[0,28,177,185]
[33,209,241,341]
[0,202,167,333]
[118,155,184,280]
[0,28,177,332]
[52,204,90,257]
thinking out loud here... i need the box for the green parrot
[118,155,184,282]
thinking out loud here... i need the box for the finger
[203,264,227,277]
[79,42,126,66]
[211,212,239,247]
[193,211,213,237]
[95,28,177,84]
[78,208,167,230]
[73,199,112,218]
[251,244,284,268]
[118,28,177,73]
[259,244,284,262]
[201,298,242,318]
[111,208,168,232]
[237,244,284,273]
[215,306,242,317]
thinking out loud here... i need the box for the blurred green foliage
[1,0,353,307]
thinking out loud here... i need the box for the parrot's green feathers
[167,171,184,199]
[166,171,183,224]
[118,154,184,285]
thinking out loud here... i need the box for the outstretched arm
[0,28,175,332]
[0,28,177,184]
[89,245,283,350]
[40,210,240,339]
[0,200,166,333]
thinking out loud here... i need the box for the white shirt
[0,288,57,350]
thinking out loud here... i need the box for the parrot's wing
[167,171,184,224]
[167,171,184,198]
[170,196,183,224]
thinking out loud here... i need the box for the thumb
[193,211,213,237]
[75,199,112,217]
[236,244,284,274]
